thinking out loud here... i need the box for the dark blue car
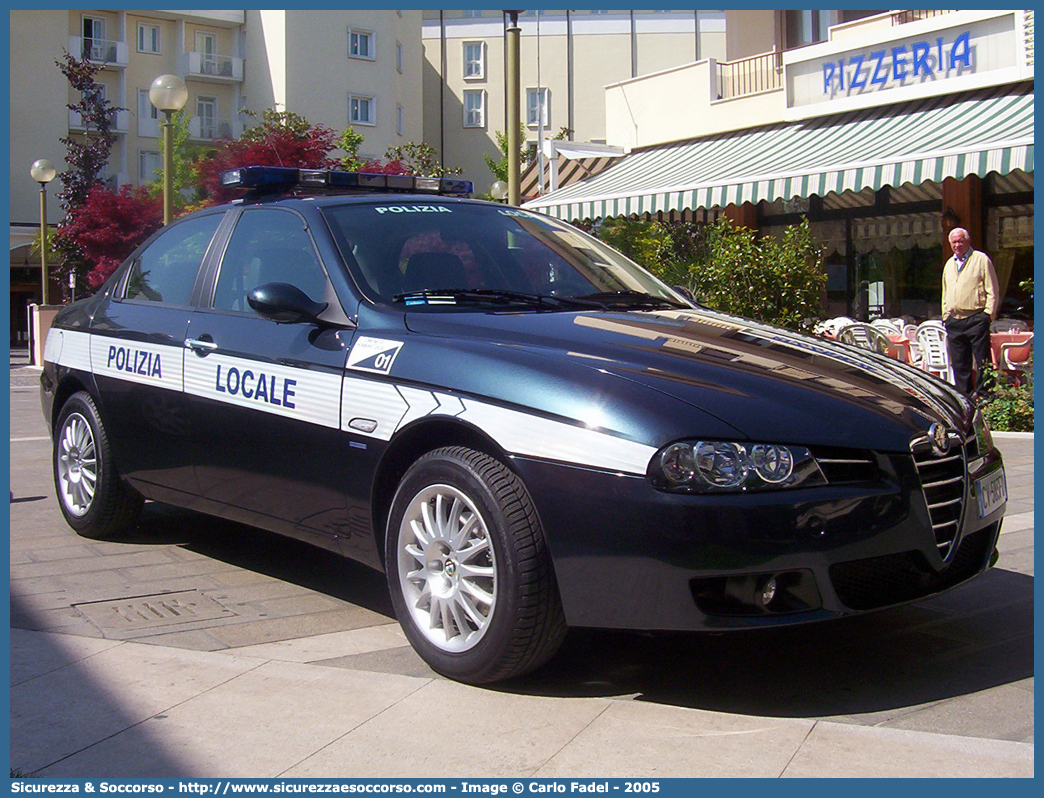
[41,166,1007,684]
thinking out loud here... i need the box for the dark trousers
[944,311,992,396]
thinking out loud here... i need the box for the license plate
[975,469,1007,519]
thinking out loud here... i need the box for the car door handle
[185,337,218,355]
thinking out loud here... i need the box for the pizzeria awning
[522,83,1034,221]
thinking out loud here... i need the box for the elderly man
[941,227,999,399]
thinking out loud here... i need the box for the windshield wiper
[392,288,603,310]
[570,290,689,309]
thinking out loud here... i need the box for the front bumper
[512,446,1004,631]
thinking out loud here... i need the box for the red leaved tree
[195,109,338,203]
[359,158,411,175]
[59,185,163,288]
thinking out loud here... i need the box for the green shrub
[980,362,1034,432]
[590,217,826,331]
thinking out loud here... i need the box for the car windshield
[320,201,687,310]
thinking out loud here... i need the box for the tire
[53,391,144,539]
[386,446,567,684]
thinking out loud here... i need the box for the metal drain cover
[75,591,234,632]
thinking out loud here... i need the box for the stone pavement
[8,349,1034,777]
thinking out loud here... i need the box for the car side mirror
[247,282,328,324]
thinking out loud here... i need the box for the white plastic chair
[838,322,893,356]
[998,332,1033,381]
[903,324,922,366]
[817,316,856,337]
[871,318,903,335]
[915,323,954,384]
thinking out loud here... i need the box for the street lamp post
[149,74,188,225]
[505,10,524,206]
[30,158,57,305]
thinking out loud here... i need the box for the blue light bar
[219,166,473,197]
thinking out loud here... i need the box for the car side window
[212,208,327,312]
[123,214,223,305]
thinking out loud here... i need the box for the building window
[463,41,485,80]
[785,10,832,49]
[463,89,485,128]
[83,15,105,40]
[349,28,375,60]
[463,10,482,18]
[195,31,219,74]
[137,23,160,54]
[397,104,404,136]
[139,150,161,184]
[349,94,376,126]
[396,41,404,73]
[81,15,108,61]
[526,88,549,127]
[196,96,218,139]
[137,88,159,123]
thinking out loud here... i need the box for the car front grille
[910,431,968,559]
[809,445,878,484]
[829,526,994,611]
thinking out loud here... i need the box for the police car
[41,166,1007,684]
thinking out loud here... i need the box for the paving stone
[10,550,179,579]
[24,544,105,563]
[206,580,316,605]
[40,661,428,778]
[119,559,244,581]
[9,628,121,687]
[879,682,1036,743]
[251,593,353,616]
[11,641,265,775]
[314,644,440,679]
[537,701,814,778]
[207,569,287,588]
[782,722,1034,777]
[132,629,233,652]
[285,678,608,778]
[205,608,388,648]
[225,623,408,662]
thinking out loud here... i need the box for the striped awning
[522,84,1034,221]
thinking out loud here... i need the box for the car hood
[403,306,972,451]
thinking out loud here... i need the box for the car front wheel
[53,391,143,539]
[386,446,566,684]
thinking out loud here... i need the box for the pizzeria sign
[784,10,1029,120]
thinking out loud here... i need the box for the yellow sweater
[941,249,999,321]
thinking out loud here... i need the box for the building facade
[423,9,738,193]
[524,9,1035,323]
[9,9,1034,341]
[9,9,422,344]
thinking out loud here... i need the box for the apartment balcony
[716,52,783,101]
[180,51,244,83]
[69,108,130,134]
[138,116,161,139]
[188,117,239,141]
[68,36,128,69]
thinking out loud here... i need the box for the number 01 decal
[347,337,405,375]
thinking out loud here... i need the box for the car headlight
[649,440,826,493]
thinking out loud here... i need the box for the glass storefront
[758,171,1033,326]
